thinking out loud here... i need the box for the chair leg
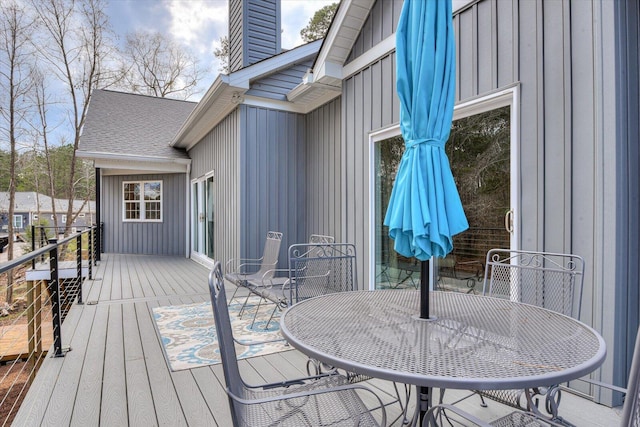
[249,295,266,328]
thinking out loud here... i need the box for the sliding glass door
[191,175,215,260]
[371,89,517,291]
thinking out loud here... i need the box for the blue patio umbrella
[384,0,468,319]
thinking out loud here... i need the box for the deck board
[101,304,128,426]
[123,302,157,426]
[70,304,107,426]
[12,254,622,426]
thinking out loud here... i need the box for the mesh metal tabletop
[280,290,606,390]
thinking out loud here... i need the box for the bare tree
[30,69,60,232]
[0,0,36,303]
[32,0,116,236]
[119,31,203,99]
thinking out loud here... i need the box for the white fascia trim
[315,60,343,83]
[342,34,396,79]
[91,157,190,174]
[453,0,476,14]
[171,75,236,146]
[77,150,191,165]
[314,0,375,74]
[242,95,308,114]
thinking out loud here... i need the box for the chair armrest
[225,257,265,274]
[257,269,291,288]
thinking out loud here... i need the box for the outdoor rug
[153,297,290,371]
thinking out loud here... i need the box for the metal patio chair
[208,261,386,427]
[424,327,640,427]
[242,234,335,327]
[469,249,585,424]
[224,230,283,310]
[249,241,353,330]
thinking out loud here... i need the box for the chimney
[228,0,281,73]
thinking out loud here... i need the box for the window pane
[144,182,161,200]
[125,201,140,219]
[124,183,140,201]
[145,202,161,220]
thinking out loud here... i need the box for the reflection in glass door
[372,104,513,291]
[436,105,511,293]
[373,136,421,290]
[192,175,215,260]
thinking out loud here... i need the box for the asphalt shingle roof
[79,90,196,160]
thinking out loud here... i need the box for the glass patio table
[279,290,606,423]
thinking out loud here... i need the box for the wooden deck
[13,254,622,426]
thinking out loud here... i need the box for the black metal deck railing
[0,225,98,426]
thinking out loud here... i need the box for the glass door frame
[190,171,215,267]
[368,84,520,290]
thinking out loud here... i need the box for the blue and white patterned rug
[153,297,290,371]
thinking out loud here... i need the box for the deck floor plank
[190,366,233,426]
[100,304,129,426]
[69,304,108,426]
[138,298,188,426]
[123,302,158,426]
[120,255,134,300]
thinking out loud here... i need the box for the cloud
[164,0,228,44]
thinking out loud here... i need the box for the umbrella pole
[419,260,431,424]
[420,260,430,319]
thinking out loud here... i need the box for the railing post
[76,233,83,304]
[98,222,103,262]
[48,239,64,357]
[31,225,36,269]
[88,227,94,277]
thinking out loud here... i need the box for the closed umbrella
[384,0,468,319]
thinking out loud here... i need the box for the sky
[105,0,336,100]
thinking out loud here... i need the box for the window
[62,214,67,224]
[13,215,23,229]
[33,214,39,221]
[123,180,162,222]
[78,213,85,218]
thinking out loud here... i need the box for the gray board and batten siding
[335,0,637,404]
[188,105,307,271]
[101,174,186,256]
[229,0,281,73]
[188,110,241,274]
[305,97,343,244]
[238,105,307,268]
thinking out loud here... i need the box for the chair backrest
[482,249,585,318]
[256,231,283,279]
[208,261,244,425]
[288,243,357,303]
[309,234,335,244]
[621,328,640,426]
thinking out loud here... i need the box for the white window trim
[13,215,23,229]
[122,180,163,222]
